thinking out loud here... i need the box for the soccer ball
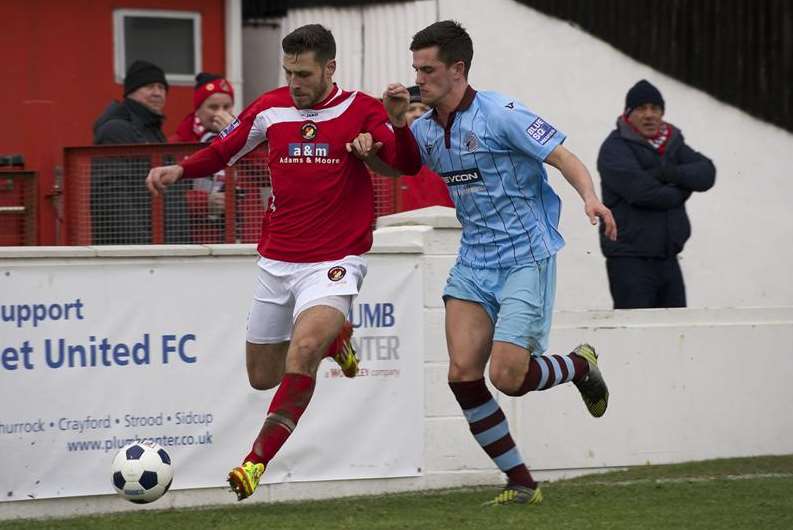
[111,440,173,503]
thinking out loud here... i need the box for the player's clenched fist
[382,83,410,127]
[346,132,383,161]
[146,165,184,195]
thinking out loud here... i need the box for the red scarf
[171,113,205,143]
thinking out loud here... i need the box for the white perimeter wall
[274,0,793,310]
[378,209,793,476]
[2,211,792,520]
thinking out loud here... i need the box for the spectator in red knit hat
[172,73,265,244]
[171,73,235,143]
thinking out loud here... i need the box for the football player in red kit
[146,24,398,500]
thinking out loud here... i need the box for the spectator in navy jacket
[598,80,715,309]
[90,61,188,244]
[94,60,169,145]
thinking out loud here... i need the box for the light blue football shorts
[442,255,557,354]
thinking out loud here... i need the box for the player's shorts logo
[301,121,318,140]
[328,266,346,281]
[441,168,482,187]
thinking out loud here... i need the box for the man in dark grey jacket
[94,60,168,144]
[598,80,715,309]
[90,61,188,244]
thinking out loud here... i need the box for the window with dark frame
[113,10,202,85]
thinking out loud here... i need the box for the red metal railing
[62,144,398,246]
[0,169,37,246]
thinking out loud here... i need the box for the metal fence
[522,0,793,133]
[0,169,36,245]
[62,144,397,246]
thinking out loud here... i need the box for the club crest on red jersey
[301,121,318,140]
[328,266,346,281]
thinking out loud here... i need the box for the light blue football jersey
[411,88,566,268]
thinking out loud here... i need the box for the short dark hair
[410,20,473,77]
[282,24,336,64]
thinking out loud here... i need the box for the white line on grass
[563,472,793,487]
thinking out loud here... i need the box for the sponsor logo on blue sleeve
[526,117,557,145]
[218,117,240,139]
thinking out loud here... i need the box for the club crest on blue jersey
[441,168,482,187]
[464,132,479,152]
[218,117,240,139]
[526,117,557,145]
[301,121,318,140]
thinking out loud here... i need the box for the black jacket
[90,99,189,244]
[598,119,715,258]
[93,98,166,145]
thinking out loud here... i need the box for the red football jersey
[181,85,397,262]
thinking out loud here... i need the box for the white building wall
[278,1,436,95]
[441,0,793,309]
[241,22,283,105]
[279,0,793,310]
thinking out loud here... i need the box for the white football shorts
[245,255,367,344]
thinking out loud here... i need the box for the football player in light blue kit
[351,20,618,506]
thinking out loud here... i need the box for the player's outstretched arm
[546,145,618,241]
[146,165,184,196]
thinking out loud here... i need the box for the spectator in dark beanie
[93,60,169,144]
[90,61,188,244]
[597,79,716,309]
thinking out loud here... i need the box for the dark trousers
[606,256,687,309]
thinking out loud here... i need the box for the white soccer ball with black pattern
[111,440,173,503]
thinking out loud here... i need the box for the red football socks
[246,372,315,465]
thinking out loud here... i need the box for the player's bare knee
[488,360,522,396]
[248,371,279,391]
[285,336,325,375]
[292,335,324,358]
[448,357,484,381]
